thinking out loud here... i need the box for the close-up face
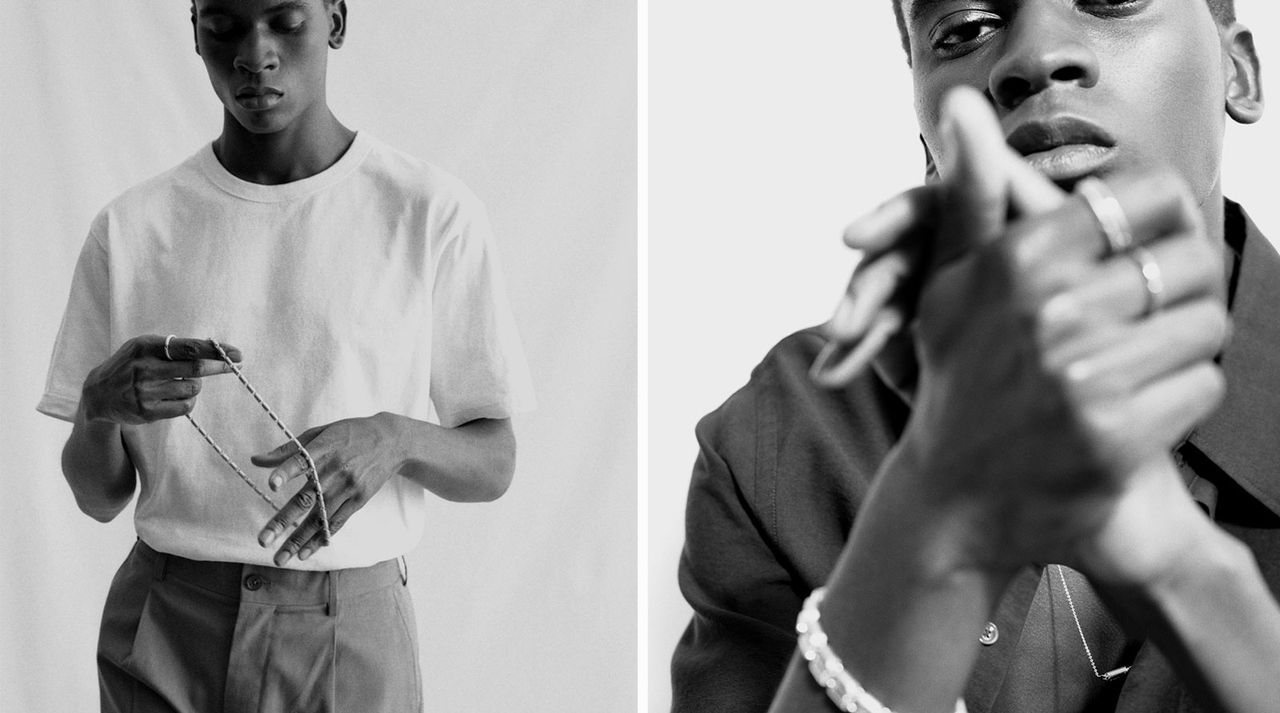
[192,0,345,134]
[902,0,1247,204]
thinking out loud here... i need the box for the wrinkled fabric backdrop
[0,2,636,711]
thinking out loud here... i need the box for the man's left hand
[252,413,401,566]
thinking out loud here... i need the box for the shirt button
[244,574,265,591]
[979,622,999,646]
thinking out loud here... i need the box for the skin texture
[765,2,1279,712]
[192,0,355,184]
[62,0,518,564]
[905,0,1262,233]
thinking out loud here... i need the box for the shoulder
[696,327,902,459]
[356,135,487,218]
[693,327,909,557]
[91,149,207,236]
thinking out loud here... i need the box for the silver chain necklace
[184,338,333,546]
[1053,564,1130,681]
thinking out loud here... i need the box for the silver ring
[164,334,177,361]
[1076,177,1133,256]
[1126,246,1165,316]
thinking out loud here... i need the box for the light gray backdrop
[0,2,636,711]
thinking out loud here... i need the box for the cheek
[1120,32,1226,196]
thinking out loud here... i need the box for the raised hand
[81,335,242,425]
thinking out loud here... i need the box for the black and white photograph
[1,2,634,711]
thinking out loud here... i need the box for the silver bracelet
[796,587,968,713]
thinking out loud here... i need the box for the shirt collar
[1187,200,1280,517]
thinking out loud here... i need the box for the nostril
[1050,66,1086,83]
[996,76,1033,108]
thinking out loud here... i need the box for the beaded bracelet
[796,587,968,713]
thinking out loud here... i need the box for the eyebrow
[904,0,962,25]
[198,0,311,18]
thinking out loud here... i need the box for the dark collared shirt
[672,201,1280,713]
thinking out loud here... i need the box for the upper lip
[1004,117,1116,156]
[235,86,283,98]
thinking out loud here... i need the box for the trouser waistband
[131,539,405,615]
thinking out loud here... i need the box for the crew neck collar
[197,132,373,203]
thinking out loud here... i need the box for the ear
[1222,22,1264,125]
[328,1,348,50]
[920,134,940,184]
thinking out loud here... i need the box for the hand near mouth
[811,86,1063,389]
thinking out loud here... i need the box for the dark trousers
[98,540,422,713]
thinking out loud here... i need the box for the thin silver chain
[1053,564,1129,682]
[187,339,332,545]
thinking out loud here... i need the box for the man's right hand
[80,335,242,425]
[832,87,1229,576]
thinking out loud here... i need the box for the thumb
[933,86,1011,266]
[251,440,299,467]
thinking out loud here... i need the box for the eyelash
[929,10,1004,57]
[200,18,305,40]
[927,0,1145,57]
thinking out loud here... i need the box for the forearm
[1102,521,1280,713]
[376,412,515,502]
[770,445,1013,713]
[61,403,137,522]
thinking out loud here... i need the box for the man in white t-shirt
[37,2,532,710]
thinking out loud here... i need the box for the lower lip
[1021,144,1117,182]
[235,93,282,111]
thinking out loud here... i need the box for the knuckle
[297,490,315,508]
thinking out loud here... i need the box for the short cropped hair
[891,0,1236,59]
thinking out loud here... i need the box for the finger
[296,499,361,561]
[811,308,904,388]
[142,398,198,421]
[251,424,326,469]
[136,377,202,402]
[1058,300,1230,399]
[935,86,1012,261]
[1038,230,1223,339]
[259,484,321,549]
[1011,170,1205,274]
[147,335,243,363]
[146,357,237,380]
[273,504,322,566]
[1123,361,1226,453]
[841,185,939,254]
[1004,148,1066,216]
[825,243,919,343]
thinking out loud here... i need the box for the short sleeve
[37,222,112,422]
[429,196,534,428]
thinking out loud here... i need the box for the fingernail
[270,475,283,491]
[275,551,293,566]
[260,528,278,547]
[298,547,313,561]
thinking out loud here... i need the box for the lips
[1005,117,1118,184]
[234,86,284,111]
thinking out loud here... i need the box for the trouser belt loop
[327,570,339,617]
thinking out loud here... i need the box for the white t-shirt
[38,133,534,569]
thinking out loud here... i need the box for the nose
[233,28,279,74]
[988,3,1099,110]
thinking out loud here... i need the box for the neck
[213,108,355,185]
